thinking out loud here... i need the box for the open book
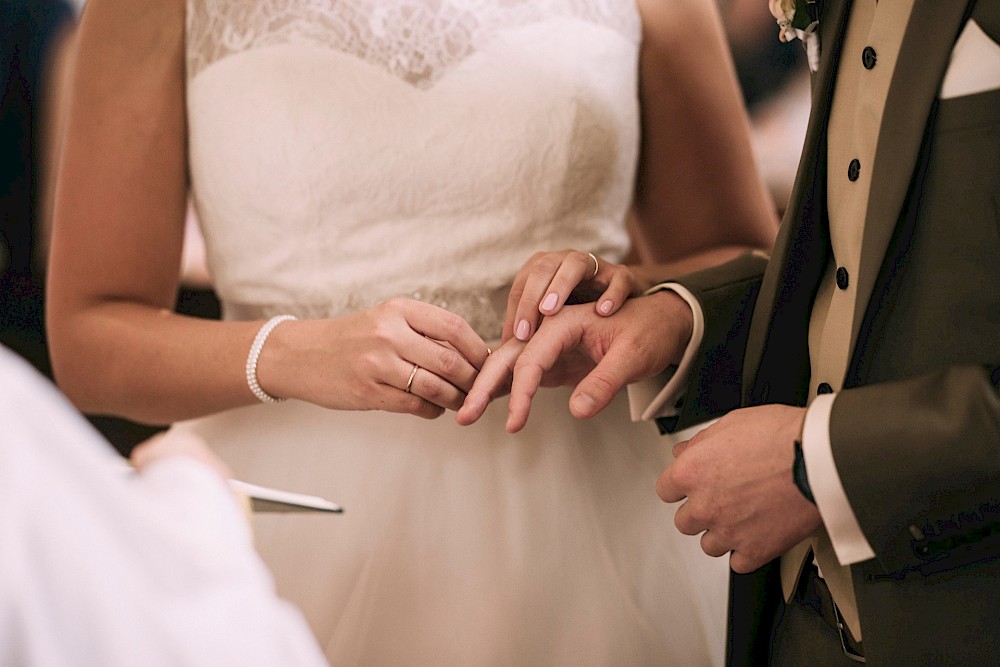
[230,479,343,513]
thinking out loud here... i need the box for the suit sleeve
[650,251,768,434]
[830,364,1000,575]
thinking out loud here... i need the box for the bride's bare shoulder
[635,0,722,43]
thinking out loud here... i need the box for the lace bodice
[186,0,642,337]
[188,0,640,84]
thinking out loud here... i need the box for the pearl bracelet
[245,315,297,403]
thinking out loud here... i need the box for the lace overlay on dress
[187,0,641,85]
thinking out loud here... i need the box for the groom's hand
[457,290,693,432]
[657,405,822,573]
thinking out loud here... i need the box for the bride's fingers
[400,362,467,411]
[502,275,529,343]
[511,257,561,341]
[594,271,633,316]
[410,400,447,420]
[456,341,523,425]
[398,300,490,373]
[513,251,597,341]
[537,251,601,316]
[406,336,481,393]
[378,379,447,420]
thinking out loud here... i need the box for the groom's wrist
[644,287,695,368]
[624,285,701,423]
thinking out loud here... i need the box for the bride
[48,0,776,664]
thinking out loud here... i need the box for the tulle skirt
[174,387,728,666]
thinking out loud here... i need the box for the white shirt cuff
[626,283,704,422]
[802,394,876,565]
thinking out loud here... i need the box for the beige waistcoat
[783,0,917,641]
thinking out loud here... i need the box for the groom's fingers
[503,321,580,432]
[700,530,730,559]
[505,359,545,433]
[566,346,631,419]
[455,341,522,426]
[656,459,687,503]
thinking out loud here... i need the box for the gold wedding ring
[405,363,420,393]
[587,252,600,279]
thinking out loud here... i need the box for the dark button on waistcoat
[862,46,877,70]
[836,267,850,290]
[817,382,834,395]
[848,159,861,181]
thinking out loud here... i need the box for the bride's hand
[256,298,490,419]
[502,250,648,343]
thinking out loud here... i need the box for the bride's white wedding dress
[178,1,728,664]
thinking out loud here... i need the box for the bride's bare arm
[48,0,488,424]
[631,0,777,264]
[48,0,212,422]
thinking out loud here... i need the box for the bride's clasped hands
[256,299,491,419]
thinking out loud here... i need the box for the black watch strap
[792,439,816,504]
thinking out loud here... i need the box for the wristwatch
[792,439,816,504]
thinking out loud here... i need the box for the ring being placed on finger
[587,252,600,280]
[405,363,420,393]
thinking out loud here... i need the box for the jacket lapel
[743,0,853,405]
[849,1,975,351]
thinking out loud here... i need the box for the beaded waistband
[223,285,511,340]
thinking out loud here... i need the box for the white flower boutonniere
[769,0,821,72]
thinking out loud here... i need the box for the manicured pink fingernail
[599,300,614,314]
[541,292,558,312]
[516,319,530,341]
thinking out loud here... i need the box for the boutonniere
[769,0,821,72]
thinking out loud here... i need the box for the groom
[463,0,1000,664]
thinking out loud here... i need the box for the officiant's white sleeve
[802,394,876,565]
[0,347,326,667]
[627,283,705,421]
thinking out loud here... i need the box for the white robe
[0,347,326,667]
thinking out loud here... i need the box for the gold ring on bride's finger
[405,363,420,393]
[486,346,492,356]
[587,252,600,279]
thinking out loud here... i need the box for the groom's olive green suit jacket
[664,1,1000,664]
